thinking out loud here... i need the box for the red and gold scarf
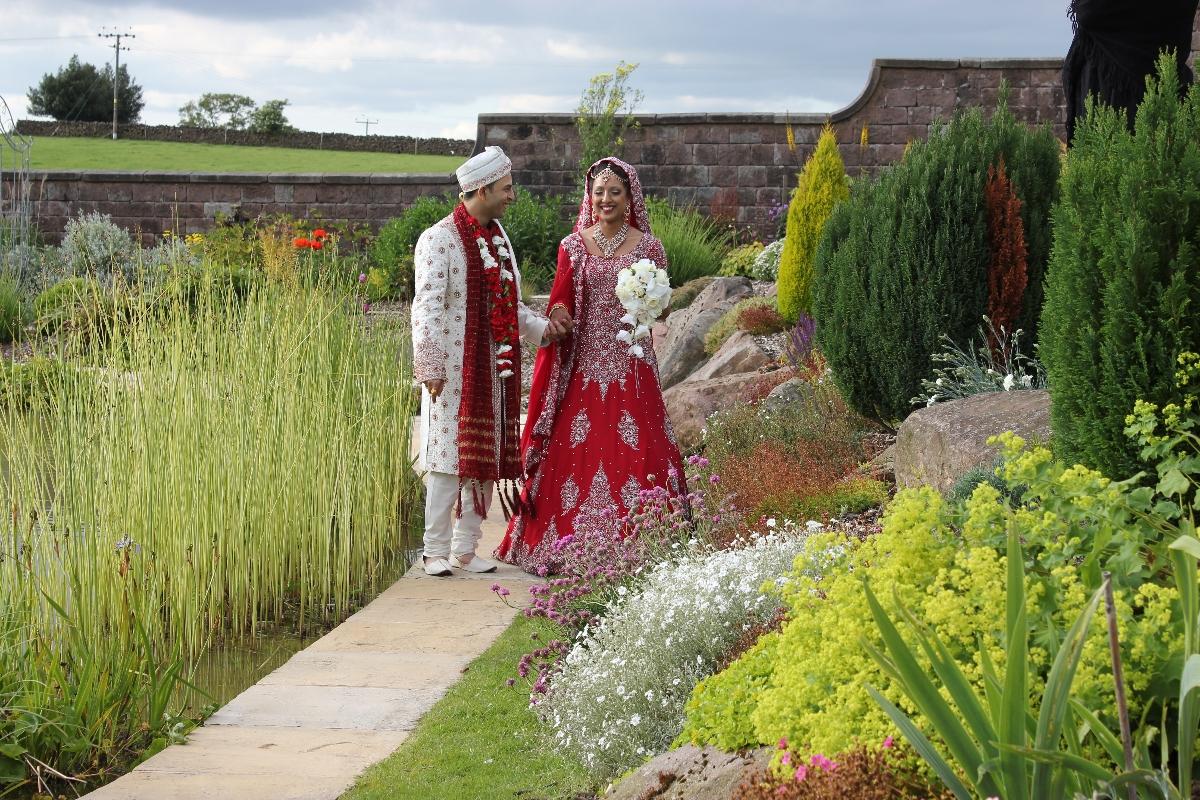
[452,203,522,513]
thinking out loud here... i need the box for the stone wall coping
[27,170,457,186]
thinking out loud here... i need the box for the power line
[98,27,135,140]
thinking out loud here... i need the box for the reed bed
[0,279,418,791]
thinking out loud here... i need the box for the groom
[411,146,571,577]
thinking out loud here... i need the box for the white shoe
[423,556,453,577]
[449,553,497,573]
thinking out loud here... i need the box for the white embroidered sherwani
[411,214,548,475]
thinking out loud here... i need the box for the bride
[496,157,687,571]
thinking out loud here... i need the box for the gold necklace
[592,221,629,258]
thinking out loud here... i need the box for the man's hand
[542,307,574,345]
[423,379,445,402]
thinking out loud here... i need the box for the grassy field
[2,136,464,173]
[345,614,595,800]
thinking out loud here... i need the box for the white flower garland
[477,234,517,378]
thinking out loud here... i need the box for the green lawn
[2,136,464,174]
[344,614,595,800]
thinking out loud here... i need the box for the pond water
[174,541,420,714]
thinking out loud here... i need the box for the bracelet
[548,302,568,317]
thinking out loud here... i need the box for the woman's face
[590,168,628,226]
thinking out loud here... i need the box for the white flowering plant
[750,238,784,281]
[614,258,670,359]
[911,316,1046,408]
[537,525,814,780]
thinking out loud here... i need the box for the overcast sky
[1,1,1075,140]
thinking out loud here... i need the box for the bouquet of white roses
[614,258,671,359]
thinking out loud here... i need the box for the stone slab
[83,771,356,800]
[207,684,445,730]
[258,651,473,689]
[306,619,512,655]
[135,726,406,777]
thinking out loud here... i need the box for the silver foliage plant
[57,211,136,284]
[539,525,814,780]
[912,316,1047,408]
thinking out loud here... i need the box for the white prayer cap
[455,146,512,193]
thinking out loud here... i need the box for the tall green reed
[0,275,418,791]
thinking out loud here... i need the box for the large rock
[689,330,772,382]
[656,276,753,389]
[893,389,1051,494]
[664,371,766,451]
[603,745,771,800]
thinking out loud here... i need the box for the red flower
[312,228,328,240]
[293,237,309,248]
[311,240,323,250]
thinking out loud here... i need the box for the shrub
[702,380,876,472]
[1040,55,1200,479]
[751,239,784,281]
[680,630,781,751]
[737,302,788,336]
[646,198,731,284]
[539,529,811,780]
[373,195,457,299]
[719,242,765,277]
[984,156,1027,346]
[0,276,24,343]
[57,211,135,282]
[33,276,107,335]
[684,432,1181,758]
[732,743,953,800]
[194,217,260,271]
[812,95,1060,426]
[499,188,572,293]
[777,125,849,322]
[704,297,774,355]
[668,276,715,313]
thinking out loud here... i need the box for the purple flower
[358,272,367,283]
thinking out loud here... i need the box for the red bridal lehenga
[496,157,687,572]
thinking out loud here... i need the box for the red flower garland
[461,211,519,376]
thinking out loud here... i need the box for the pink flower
[882,735,894,749]
[780,752,791,766]
[793,765,807,782]
[777,737,788,750]
[358,272,367,283]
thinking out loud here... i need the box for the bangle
[548,302,568,317]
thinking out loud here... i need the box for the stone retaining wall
[14,119,474,157]
[478,58,1067,233]
[5,171,457,244]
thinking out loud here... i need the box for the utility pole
[99,28,135,140]
[355,116,379,136]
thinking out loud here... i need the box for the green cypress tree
[1040,53,1200,479]
[812,96,1060,426]
[777,125,849,322]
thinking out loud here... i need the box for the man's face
[480,175,515,219]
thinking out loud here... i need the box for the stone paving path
[84,492,534,800]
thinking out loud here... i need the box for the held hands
[542,307,574,345]
[423,379,445,402]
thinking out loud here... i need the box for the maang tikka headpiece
[594,165,618,185]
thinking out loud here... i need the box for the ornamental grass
[0,277,418,792]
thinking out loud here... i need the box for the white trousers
[422,471,493,559]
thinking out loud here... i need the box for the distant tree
[27,55,144,123]
[178,93,257,129]
[248,99,293,134]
